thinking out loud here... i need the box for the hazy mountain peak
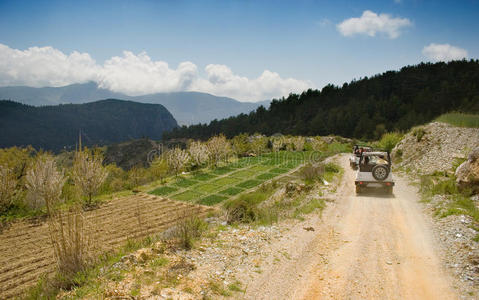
[0,83,270,125]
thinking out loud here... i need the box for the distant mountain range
[0,82,270,125]
[0,99,178,151]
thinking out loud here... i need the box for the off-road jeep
[349,145,372,169]
[355,151,394,194]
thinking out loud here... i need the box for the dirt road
[245,155,458,299]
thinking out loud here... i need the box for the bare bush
[25,155,66,213]
[284,137,295,151]
[26,154,94,285]
[224,194,261,224]
[271,137,285,152]
[167,148,190,176]
[207,134,231,166]
[250,135,268,155]
[174,212,207,249]
[310,138,324,151]
[48,207,94,284]
[0,165,16,212]
[72,149,108,205]
[292,136,306,151]
[188,141,210,167]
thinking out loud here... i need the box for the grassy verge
[435,112,479,128]
[420,172,478,226]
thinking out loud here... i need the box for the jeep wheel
[356,185,361,194]
[372,165,389,181]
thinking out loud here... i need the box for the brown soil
[0,193,214,299]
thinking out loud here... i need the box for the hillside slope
[0,82,269,125]
[0,99,178,151]
[165,60,479,140]
[392,122,479,175]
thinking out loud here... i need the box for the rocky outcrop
[456,146,479,194]
[393,122,479,175]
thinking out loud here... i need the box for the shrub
[0,165,17,213]
[324,162,340,173]
[71,149,108,205]
[207,134,232,166]
[48,207,94,286]
[377,132,403,152]
[396,149,403,158]
[188,141,210,167]
[150,158,169,183]
[174,214,207,249]
[224,192,266,223]
[25,155,66,214]
[412,127,426,142]
[292,137,306,151]
[166,148,190,176]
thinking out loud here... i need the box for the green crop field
[148,151,313,206]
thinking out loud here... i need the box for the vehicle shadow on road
[355,190,396,199]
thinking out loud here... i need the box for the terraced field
[0,194,214,299]
[150,151,309,205]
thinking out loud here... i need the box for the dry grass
[48,207,96,286]
[173,211,207,249]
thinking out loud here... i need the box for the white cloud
[422,43,468,62]
[98,51,198,95]
[0,43,311,102]
[337,10,411,39]
[192,65,311,101]
[0,44,99,87]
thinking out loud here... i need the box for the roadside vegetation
[33,158,343,299]
[420,167,479,226]
[1,133,349,299]
[435,112,479,128]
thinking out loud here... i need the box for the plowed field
[0,193,215,299]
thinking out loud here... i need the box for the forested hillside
[0,99,178,151]
[165,60,479,140]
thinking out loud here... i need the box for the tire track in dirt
[243,155,459,300]
[0,193,215,299]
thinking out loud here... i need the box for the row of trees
[165,60,479,141]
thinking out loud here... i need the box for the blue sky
[0,0,478,101]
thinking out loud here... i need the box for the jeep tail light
[386,182,391,186]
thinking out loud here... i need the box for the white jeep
[355,151,394,194]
